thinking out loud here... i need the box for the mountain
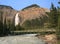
[0,4,50,26]
[18,4,50,25]
[0,5,17,24]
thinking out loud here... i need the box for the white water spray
[15,13,20,26]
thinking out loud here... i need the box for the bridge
[11,28,56,35]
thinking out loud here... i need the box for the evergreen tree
[57,2,60,35]
[58,8,60,29]
[49,3,58,28]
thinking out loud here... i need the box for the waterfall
[15,13,19,26]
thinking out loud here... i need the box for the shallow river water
[0,34,45,44]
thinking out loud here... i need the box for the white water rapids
[0,34,45,44]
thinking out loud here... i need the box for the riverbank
[36,34,57,44]
[0,33,58,44]
[0,34,45,44]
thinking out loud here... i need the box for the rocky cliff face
[0,5,17,24]
[18,4,50,25]
[0,4,50,26]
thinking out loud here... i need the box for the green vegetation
[0,2,60,37]
[22,16,48,29]
[49,3,58,28]
[22,3,60,31]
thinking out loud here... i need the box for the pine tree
[49,3,58,28]
[57,2,60,35]
[58,1,60,28]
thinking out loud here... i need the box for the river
[0,34,45,44]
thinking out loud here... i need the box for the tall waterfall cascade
[15,13,20,26]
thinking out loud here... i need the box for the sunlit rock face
[15,13,20,26]
[18,4,50,25]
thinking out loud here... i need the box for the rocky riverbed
[0,34,57,44]
[0,34,45,44]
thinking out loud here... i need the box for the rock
[44,34,57,44]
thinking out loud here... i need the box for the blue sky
[0,0,59,10]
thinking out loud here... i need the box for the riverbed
[0,34,45,44]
